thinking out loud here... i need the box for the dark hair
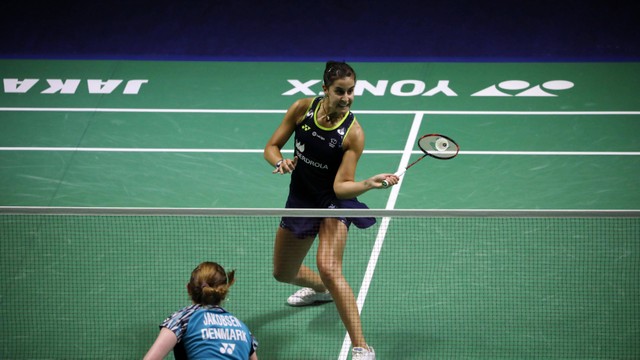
[187,262,236,306]
[323,61,356,87]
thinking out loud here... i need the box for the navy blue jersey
[161,304,257,360]
[290,96,356,202]
[281,96,376,238]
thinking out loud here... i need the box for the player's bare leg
[317,218,367,348]
[273,227,326,292]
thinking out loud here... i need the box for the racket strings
[383,133,459,187]
[418,134,459,159]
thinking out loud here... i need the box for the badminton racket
[382,133,459,187]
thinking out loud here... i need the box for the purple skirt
[280,194,376,239]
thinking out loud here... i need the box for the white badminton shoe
[352,345,375,359]
[286,287,333,306]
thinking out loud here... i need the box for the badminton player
[144,262,258,360]
[264,60,398,359]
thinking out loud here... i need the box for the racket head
[418,134,459,159]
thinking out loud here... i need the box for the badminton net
[0,207,638,359]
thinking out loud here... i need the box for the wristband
[275,159,283,168]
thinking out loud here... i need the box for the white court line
[1,107,640,115]
[338,113,424,359]
[1,147,638,156]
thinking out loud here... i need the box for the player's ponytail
[188,262,236,306]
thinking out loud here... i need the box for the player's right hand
[273,156,298,174]
[379,173,399,188]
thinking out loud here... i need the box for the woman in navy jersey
[264,61,399,359]
[144,262,258,360]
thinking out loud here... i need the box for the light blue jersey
[161,304,257,359]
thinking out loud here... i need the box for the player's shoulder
[343,118,364,150]
[349,117,364,137]
[287,97,318,123]
[291,97,315,112]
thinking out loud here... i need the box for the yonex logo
[284,79,574,97]
[472,80,574,97]
[301,124,311,131]
[220,343,236,354]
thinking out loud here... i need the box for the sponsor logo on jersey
[294,141,329,170]
[312,131,326,141]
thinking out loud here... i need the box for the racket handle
[381,170,406,188]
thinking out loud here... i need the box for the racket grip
[382,170,406,188]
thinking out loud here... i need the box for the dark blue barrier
[1,0,638,61]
